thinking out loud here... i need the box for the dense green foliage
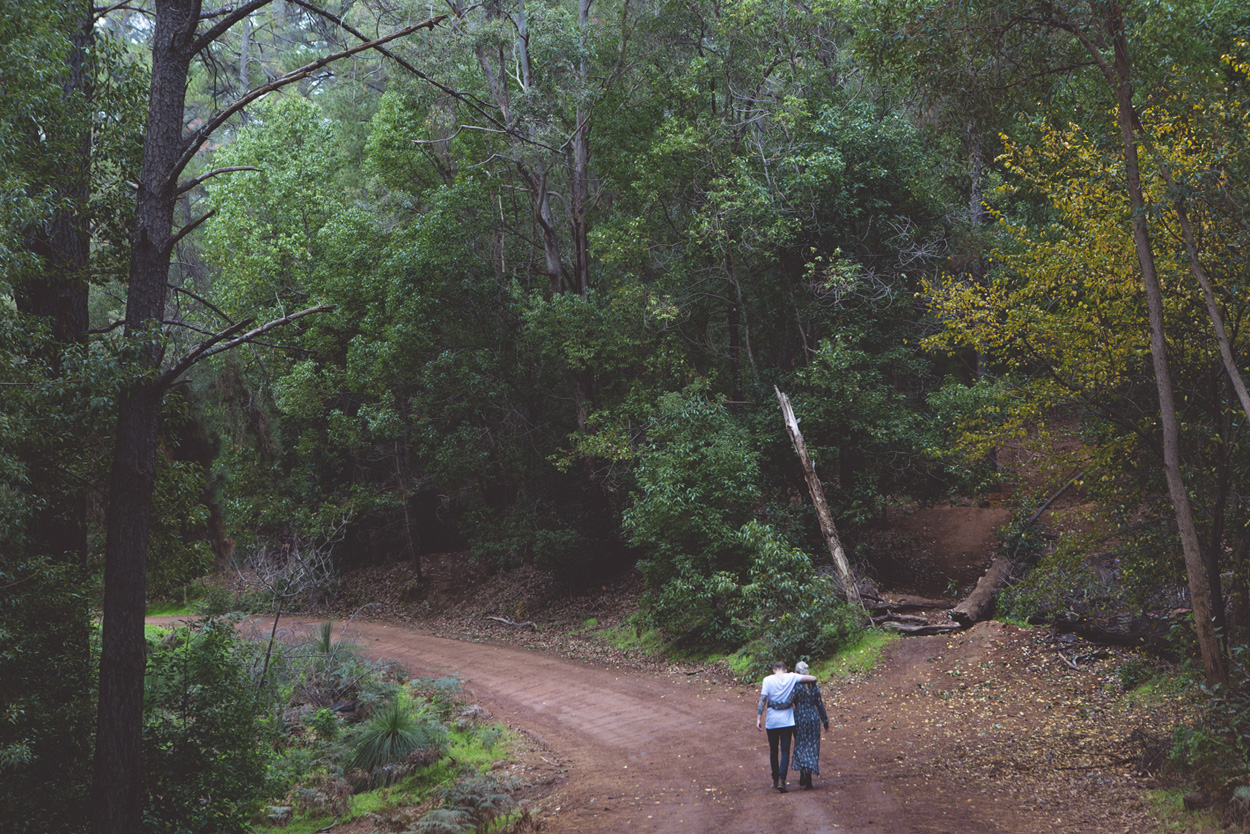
[142,621,274,834]
[8,0,1250,823]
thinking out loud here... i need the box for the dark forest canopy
[3,0,1250,830]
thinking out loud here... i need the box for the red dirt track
[274,618,1039,834]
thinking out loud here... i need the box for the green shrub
[1169,647,1250,789]
[142,618,274,834]
[306,708,342,742]
[1117,658,1154,691]
[192,584,263,617]
[415,774,518,833]
[0,556,95,834]
[624,387,760,646]
[737,521,866,677]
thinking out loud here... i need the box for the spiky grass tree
[346,693,446,783]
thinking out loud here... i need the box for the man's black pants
[766,726,794,782]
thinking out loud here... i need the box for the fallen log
[864,595,954,612]
[1050,615,1176,656]
[948,473,1082,626]
[950,554,1013,626]
[879,620,962,635]
[776,387,863,607]
[484,616,537,631]
[871,613,930,626]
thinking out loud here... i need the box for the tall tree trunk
[570,0,593,297]
[14,4,95,825]
[91,3,196,829]
[1105,15,1225,685]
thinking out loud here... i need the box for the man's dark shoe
[772,777,780,790]
[777,780,788,793]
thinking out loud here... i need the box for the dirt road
[277,618,1042,834]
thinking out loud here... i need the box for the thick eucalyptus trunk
[90,3,197,829]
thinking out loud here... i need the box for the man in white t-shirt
[756,660,817,792]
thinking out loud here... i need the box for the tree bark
[950,555,1012,625]
[775,388,862,607]
[1104,13,1225,684]
[90,3,196,828]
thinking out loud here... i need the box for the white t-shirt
[760,671,803,729]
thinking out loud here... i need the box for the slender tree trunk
[570,0,593,298]
[394,440,422,580]
[967,124,997,475]
[1130,132,1250,427]
[1106,18,1225,684]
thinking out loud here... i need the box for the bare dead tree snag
[775,387,862,607]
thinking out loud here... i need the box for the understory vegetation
[4,0,1250,829]
[141,617,520,834]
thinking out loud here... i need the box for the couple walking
[755,660,829,792]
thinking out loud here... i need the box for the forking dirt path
[262,617,1150,834]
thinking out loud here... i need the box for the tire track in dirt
[271,618,1036,834]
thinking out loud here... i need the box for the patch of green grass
[599,624,667,655]
[812,629,896,679]
[1143,788,1223,833]
[726,648,757,680]
[1123,670,1197,709]
[145,601,193,617]
[583,617,598,628]
[998,616,1033,629]
[143,623,171,642]
[448,723,511,772]
[252,814,331,834]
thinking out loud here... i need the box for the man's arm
[756,690,768,730]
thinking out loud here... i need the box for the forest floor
[245,501,1214,833]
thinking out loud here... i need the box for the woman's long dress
[791,682,828,775]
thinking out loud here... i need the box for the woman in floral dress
[790,661,829,789]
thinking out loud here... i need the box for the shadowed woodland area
[4,0,1250,831]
